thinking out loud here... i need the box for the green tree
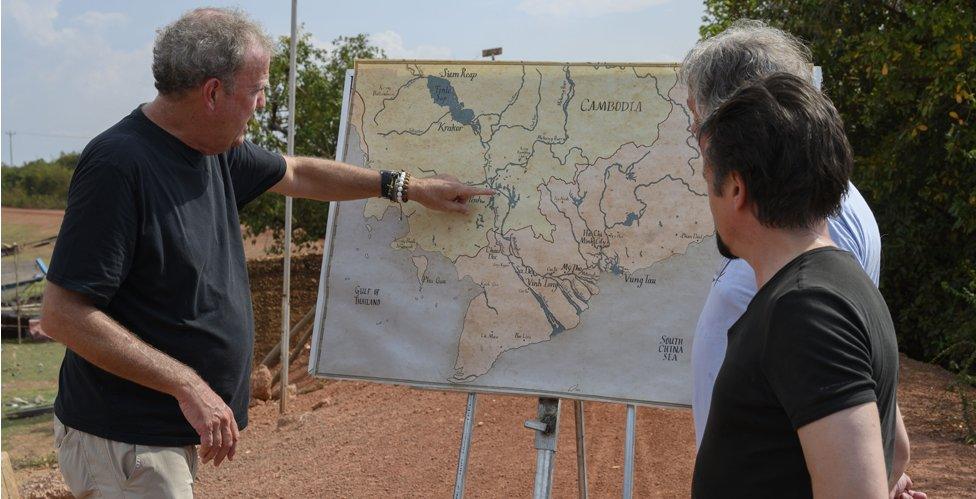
[241,32,385,251]
[1,151,79,209]
[700,1,976,370]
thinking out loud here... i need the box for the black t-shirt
[48,106,286,446]
[692,248,898,498]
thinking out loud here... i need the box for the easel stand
[525,397,561,498]
[453,395,632,498]
[623,404,637,498]
[453,393,478,499]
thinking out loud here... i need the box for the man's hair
[699,72,852,230]
[152,7,273,95]
[679,19,812,119]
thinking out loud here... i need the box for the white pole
[280,0,298,413]
[6,131,14,166]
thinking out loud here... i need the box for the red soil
[15,253,976,498]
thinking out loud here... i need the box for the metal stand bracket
[526,397,561,499]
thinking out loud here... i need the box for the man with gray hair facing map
[40,7,492,497]
[681,20,924,498]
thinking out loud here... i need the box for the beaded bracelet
[394,171,405,203]
[401,172,411,203]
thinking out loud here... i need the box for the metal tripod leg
[526,397,561,499]
[622,404,636,499]
[453,393,478,499]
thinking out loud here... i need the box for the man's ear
[201,78,221,111]
[728,170,749,212]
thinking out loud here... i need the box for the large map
[310,61,721,406]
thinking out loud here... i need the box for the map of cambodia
[311,61,721,406]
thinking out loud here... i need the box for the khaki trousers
[54,416,198,498]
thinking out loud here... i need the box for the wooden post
[271,322,315,387]
[261,308,314,368]
[14,248,22,343]
[2,451,22,499]
[574,400,588,499]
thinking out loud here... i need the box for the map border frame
[308,61,707,409]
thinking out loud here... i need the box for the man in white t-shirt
[681,20,925,499]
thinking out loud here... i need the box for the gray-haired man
[41,8,491,497]
[681,21,923,498]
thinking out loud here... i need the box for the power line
[2,130,92,166]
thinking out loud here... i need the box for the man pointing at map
[39,7,491,497]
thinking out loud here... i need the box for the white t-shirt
[691,182,881,446]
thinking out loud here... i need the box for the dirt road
[184,353,975,498]
[14,254,976,498]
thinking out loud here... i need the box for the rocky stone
[311,397,334,411]
[276,411,309,429]
[251,365,272,401]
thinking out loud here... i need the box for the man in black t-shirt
[40,8,492,497]
[690,73,906,497]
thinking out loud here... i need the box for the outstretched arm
[271,156,494,213]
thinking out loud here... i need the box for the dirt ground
[13,253,976,498]
[1,208,63,285]
[1,208,64,238]
[247,254,325,366]
[192,356,976,498]
[1,208,64,237]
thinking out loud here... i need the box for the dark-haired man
[691,73,906,497]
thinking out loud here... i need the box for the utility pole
[5,131,14,166]
[280,0,299,414]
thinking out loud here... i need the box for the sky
[1,0,706,165]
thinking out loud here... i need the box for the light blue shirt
[691,182,881,446]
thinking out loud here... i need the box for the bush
[1,152,79,209]
[701,1,976,372]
